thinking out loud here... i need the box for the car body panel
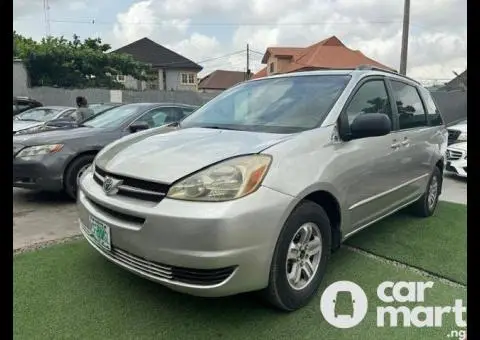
[96,127,293,183]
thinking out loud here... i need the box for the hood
[96,127,293,183]
[447,123,467,133]
[13,127,103,146]
[447,142,467,152]
[13,120,43,132]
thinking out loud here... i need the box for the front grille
[446,150,463,160]
[87,197,145,225]
[447,129,461,145]
[107,246,235,286]
[94,166,169,203]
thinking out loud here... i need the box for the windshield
[181,75,351,133]
[82,104,146,128]
[15,107,63,122]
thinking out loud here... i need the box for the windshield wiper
[200,125,239,131]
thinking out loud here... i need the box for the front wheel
[263,201,332,311]
[64,154,95,200]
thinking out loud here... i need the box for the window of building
[181,73,196,85]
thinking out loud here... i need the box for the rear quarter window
[420,88,444,126]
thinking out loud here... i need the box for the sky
[13,0,466,84]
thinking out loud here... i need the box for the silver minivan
[77,67,447,311]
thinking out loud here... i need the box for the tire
[263,201,332,311]
[410,166,442,217]
[64,154,95,200]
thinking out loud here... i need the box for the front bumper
[13,154,68,191]
[446,158,467,178]
[77,172,296,297]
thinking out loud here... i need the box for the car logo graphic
[102,176,123,196]
[333,291,355,318]
[320,281,368,329]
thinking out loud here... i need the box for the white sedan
[446,142,467,178]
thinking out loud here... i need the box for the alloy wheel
[286,222,323,290]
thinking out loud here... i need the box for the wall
[431,90,467,126]
[22,86,217,107]
[13,60,29,96]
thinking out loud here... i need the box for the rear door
[386,79,433,200]
[336,76,405,233]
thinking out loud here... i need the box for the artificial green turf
[345,201,467,284]
[14,240,466,340]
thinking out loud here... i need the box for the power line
[41,18,404,27]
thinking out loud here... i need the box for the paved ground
[13,174,467,251]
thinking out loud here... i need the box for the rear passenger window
[345,80,392,125]
[391,81,427,129]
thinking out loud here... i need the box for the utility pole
[246,44,250,80]
[43,0,51,37]
[399,0,410,75]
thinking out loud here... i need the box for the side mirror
[350,113,391,139]
[129,121,150,133]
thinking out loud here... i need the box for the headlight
[166,154,272,202]
[16,144,64,159]
[457,132,467,141]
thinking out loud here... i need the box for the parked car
[76,67,447,311]
[446,142,467,178]
[13,103,197,199]
[447,119,467,145]
[40,103,124,132]
[13,96,43,116]
[13,106,76,135]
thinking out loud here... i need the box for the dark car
[13,103,197,199]
[13,96,43,116]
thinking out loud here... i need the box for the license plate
[89,216,111,251]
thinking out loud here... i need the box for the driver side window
[137,107,186,128]
[345,80,392,126]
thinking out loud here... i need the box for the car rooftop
[250,65,420,86]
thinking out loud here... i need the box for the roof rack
[355,65,420,85]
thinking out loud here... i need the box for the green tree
[13,32,155,89]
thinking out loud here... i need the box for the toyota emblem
[102,176,123,196]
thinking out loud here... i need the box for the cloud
[14,0,466,81]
